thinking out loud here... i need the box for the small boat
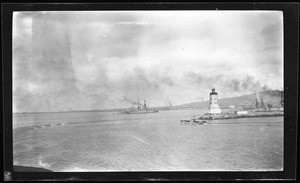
[193,119,207,125]
[180,119,191,125]
[180,119,207,125]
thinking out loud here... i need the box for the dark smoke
[262,84,271,91]
[228,79,241,91]
[122,97,138,105]
[226,75,270,92]
[185,72,271,94]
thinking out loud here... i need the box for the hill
[174,90,283,110]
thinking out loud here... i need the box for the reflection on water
[13,110,283,171]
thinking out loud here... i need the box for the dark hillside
[175,90,282,109]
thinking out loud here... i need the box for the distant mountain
[175,90,283,109]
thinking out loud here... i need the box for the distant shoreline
[13,89,283,114]
[13,108,284,115]
[13,109,126,114]
[12,108,191,114]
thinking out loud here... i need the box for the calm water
[13,110,283,172]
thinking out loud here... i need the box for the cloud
[118,67,175,96]
[12,11,283,112]
[117,21,149,25]
[260,23,282,48]
[185,72,223,89]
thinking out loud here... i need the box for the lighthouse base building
[209,88,222,114]
[209,106,222,114]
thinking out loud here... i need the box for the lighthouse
[209,88,221,114]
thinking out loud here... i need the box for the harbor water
[13,110,283,171]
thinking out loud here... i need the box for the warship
[121,100,159,114]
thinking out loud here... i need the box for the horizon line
[13,89,282,114]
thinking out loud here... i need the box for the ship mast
[255,92,260,110]
[260,97,264,109]
[144,99,147,110]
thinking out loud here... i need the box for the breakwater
[197,111,284,120]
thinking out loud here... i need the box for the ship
[180,114,207,125]
[180,118,208,125]
[121,100,159,114]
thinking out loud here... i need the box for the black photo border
[2,2,298,181]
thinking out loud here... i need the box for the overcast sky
[13,11,283,112]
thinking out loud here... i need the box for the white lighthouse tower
[209,88,221,114]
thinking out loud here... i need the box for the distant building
[209,88,221,114]
[235,111,248,115]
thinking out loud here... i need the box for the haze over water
[13,110,283,171]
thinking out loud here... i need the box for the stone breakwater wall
[198,111,284,120]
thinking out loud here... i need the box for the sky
[13,11,283,112]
